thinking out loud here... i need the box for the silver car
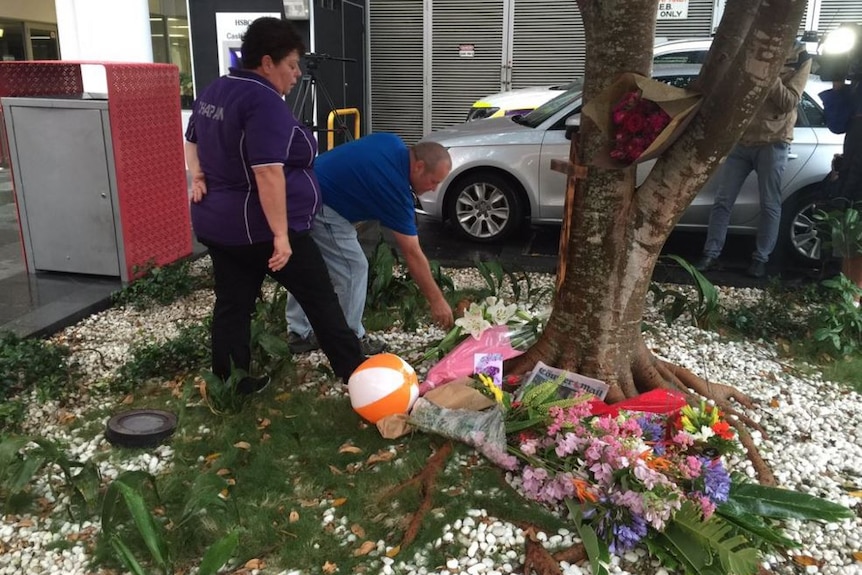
[417,65,843,264]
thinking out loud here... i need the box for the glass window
[149,0,193,108]
[0,22,26,61]
[28,27,59,60]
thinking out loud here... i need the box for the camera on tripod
[814,24,862,82]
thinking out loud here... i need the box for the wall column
[54,0,153,91]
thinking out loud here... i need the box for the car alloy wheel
[447,171,522,242]
[781,186,826,266]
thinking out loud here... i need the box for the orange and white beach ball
[348,353,419,423]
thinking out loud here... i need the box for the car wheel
[780,185,826,266]
[446,172,523,242]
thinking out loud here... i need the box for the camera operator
[818,24,862,301]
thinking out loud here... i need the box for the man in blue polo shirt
[285,133,455,353]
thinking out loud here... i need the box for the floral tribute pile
[609,90,672,164]
[422,375,853,575]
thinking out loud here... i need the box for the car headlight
[466,106,500,121]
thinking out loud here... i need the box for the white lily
[486,299,518,325]
[455,302,492,338]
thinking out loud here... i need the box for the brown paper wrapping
[581,72,702,168]
[376,379,496,439]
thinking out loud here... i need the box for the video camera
[813,24,862,82]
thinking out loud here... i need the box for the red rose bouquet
[609,90,672,164]
[581,72,702,168]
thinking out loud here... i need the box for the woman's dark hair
[240,17,305,69]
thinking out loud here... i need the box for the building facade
[1,0,862,147]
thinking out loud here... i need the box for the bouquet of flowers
[609,91,671,163]
[420,296,547,394]
[428,376,853,575]
[582,72,702,168]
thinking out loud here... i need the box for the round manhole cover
[105,409,177,448]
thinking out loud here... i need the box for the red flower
[609,90,672,164]
[711,421,734,440]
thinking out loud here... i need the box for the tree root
[511,521,588,575]
[382,441,453,551]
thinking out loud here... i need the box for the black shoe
[694,256,717,272]
[237,374,271,395]
[747,260,767,278]
[360,335,387,356]
[288,332,319,354]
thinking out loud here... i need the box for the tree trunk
[509,0,808,405]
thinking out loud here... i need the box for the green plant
[812,273,862,356]
[0,331,77,407]
[365,234,437,331]
[813,204,862,259]
[113,260,208,310]
[249,283,292,379]
[100,470,239,575]
[0,435,101,518]
[649,255,720,329]
[112,321,211,393]
[720,278,816,343]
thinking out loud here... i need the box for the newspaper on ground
[516,360,610,401]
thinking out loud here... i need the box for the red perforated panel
[0,61,191,281]
[105,63,191,280]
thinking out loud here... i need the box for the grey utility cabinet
[1,95,124,277]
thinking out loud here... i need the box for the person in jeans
[696,42,811,278]
[285,134,455,354]
[185,17,364,392]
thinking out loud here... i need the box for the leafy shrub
[0,331,76,403]
[113,260,208,310]
[112,321,211,393]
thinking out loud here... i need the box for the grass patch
[87,379,565,573]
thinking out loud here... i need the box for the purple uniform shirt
[185,68,320,245]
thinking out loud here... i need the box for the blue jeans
[702,142,788,263]
[286,204,369,339]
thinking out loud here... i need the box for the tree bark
[511,0,808,412]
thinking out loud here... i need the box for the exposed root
[551,544,588,564]
[735,425,776,486]
[521,526,563,575]
[384,441,453,551]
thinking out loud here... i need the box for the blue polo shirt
[315,132,417,236]
[186,68,320,245]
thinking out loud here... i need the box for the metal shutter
[816,0,862,31]
[430,0,506,131]
[510,0,584,88]
[369,0,424,143]
[655,0,714,39]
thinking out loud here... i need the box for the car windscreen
[518,80,585,128]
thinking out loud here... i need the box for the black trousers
[201,231,364,382]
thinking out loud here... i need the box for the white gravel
[1,262,861,575]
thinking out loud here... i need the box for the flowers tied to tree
[609,90,671,164]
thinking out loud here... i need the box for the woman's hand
[191,173,207,203]
[269,234,292,271]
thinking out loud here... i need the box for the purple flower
[609,514,648,553]
[699,457,730,503]
[636,415,663,442]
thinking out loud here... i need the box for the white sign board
[459,44,475,58]
[657,0,689,20]
[215,12,281,76]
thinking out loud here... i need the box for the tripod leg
[314,79,356,144]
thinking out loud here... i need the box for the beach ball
[348,353,419,423]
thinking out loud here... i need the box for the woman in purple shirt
[184,17,363,393]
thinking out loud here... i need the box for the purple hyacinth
[609,514,648,553]
[699,457,730,503]
[636,415,664,442]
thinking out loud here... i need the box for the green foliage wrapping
[662,502,760,575]
[566,501,611,575]
[725,483,854,523]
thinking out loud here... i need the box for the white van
[466,38,713,121]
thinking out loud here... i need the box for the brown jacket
[739,55,811,146]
